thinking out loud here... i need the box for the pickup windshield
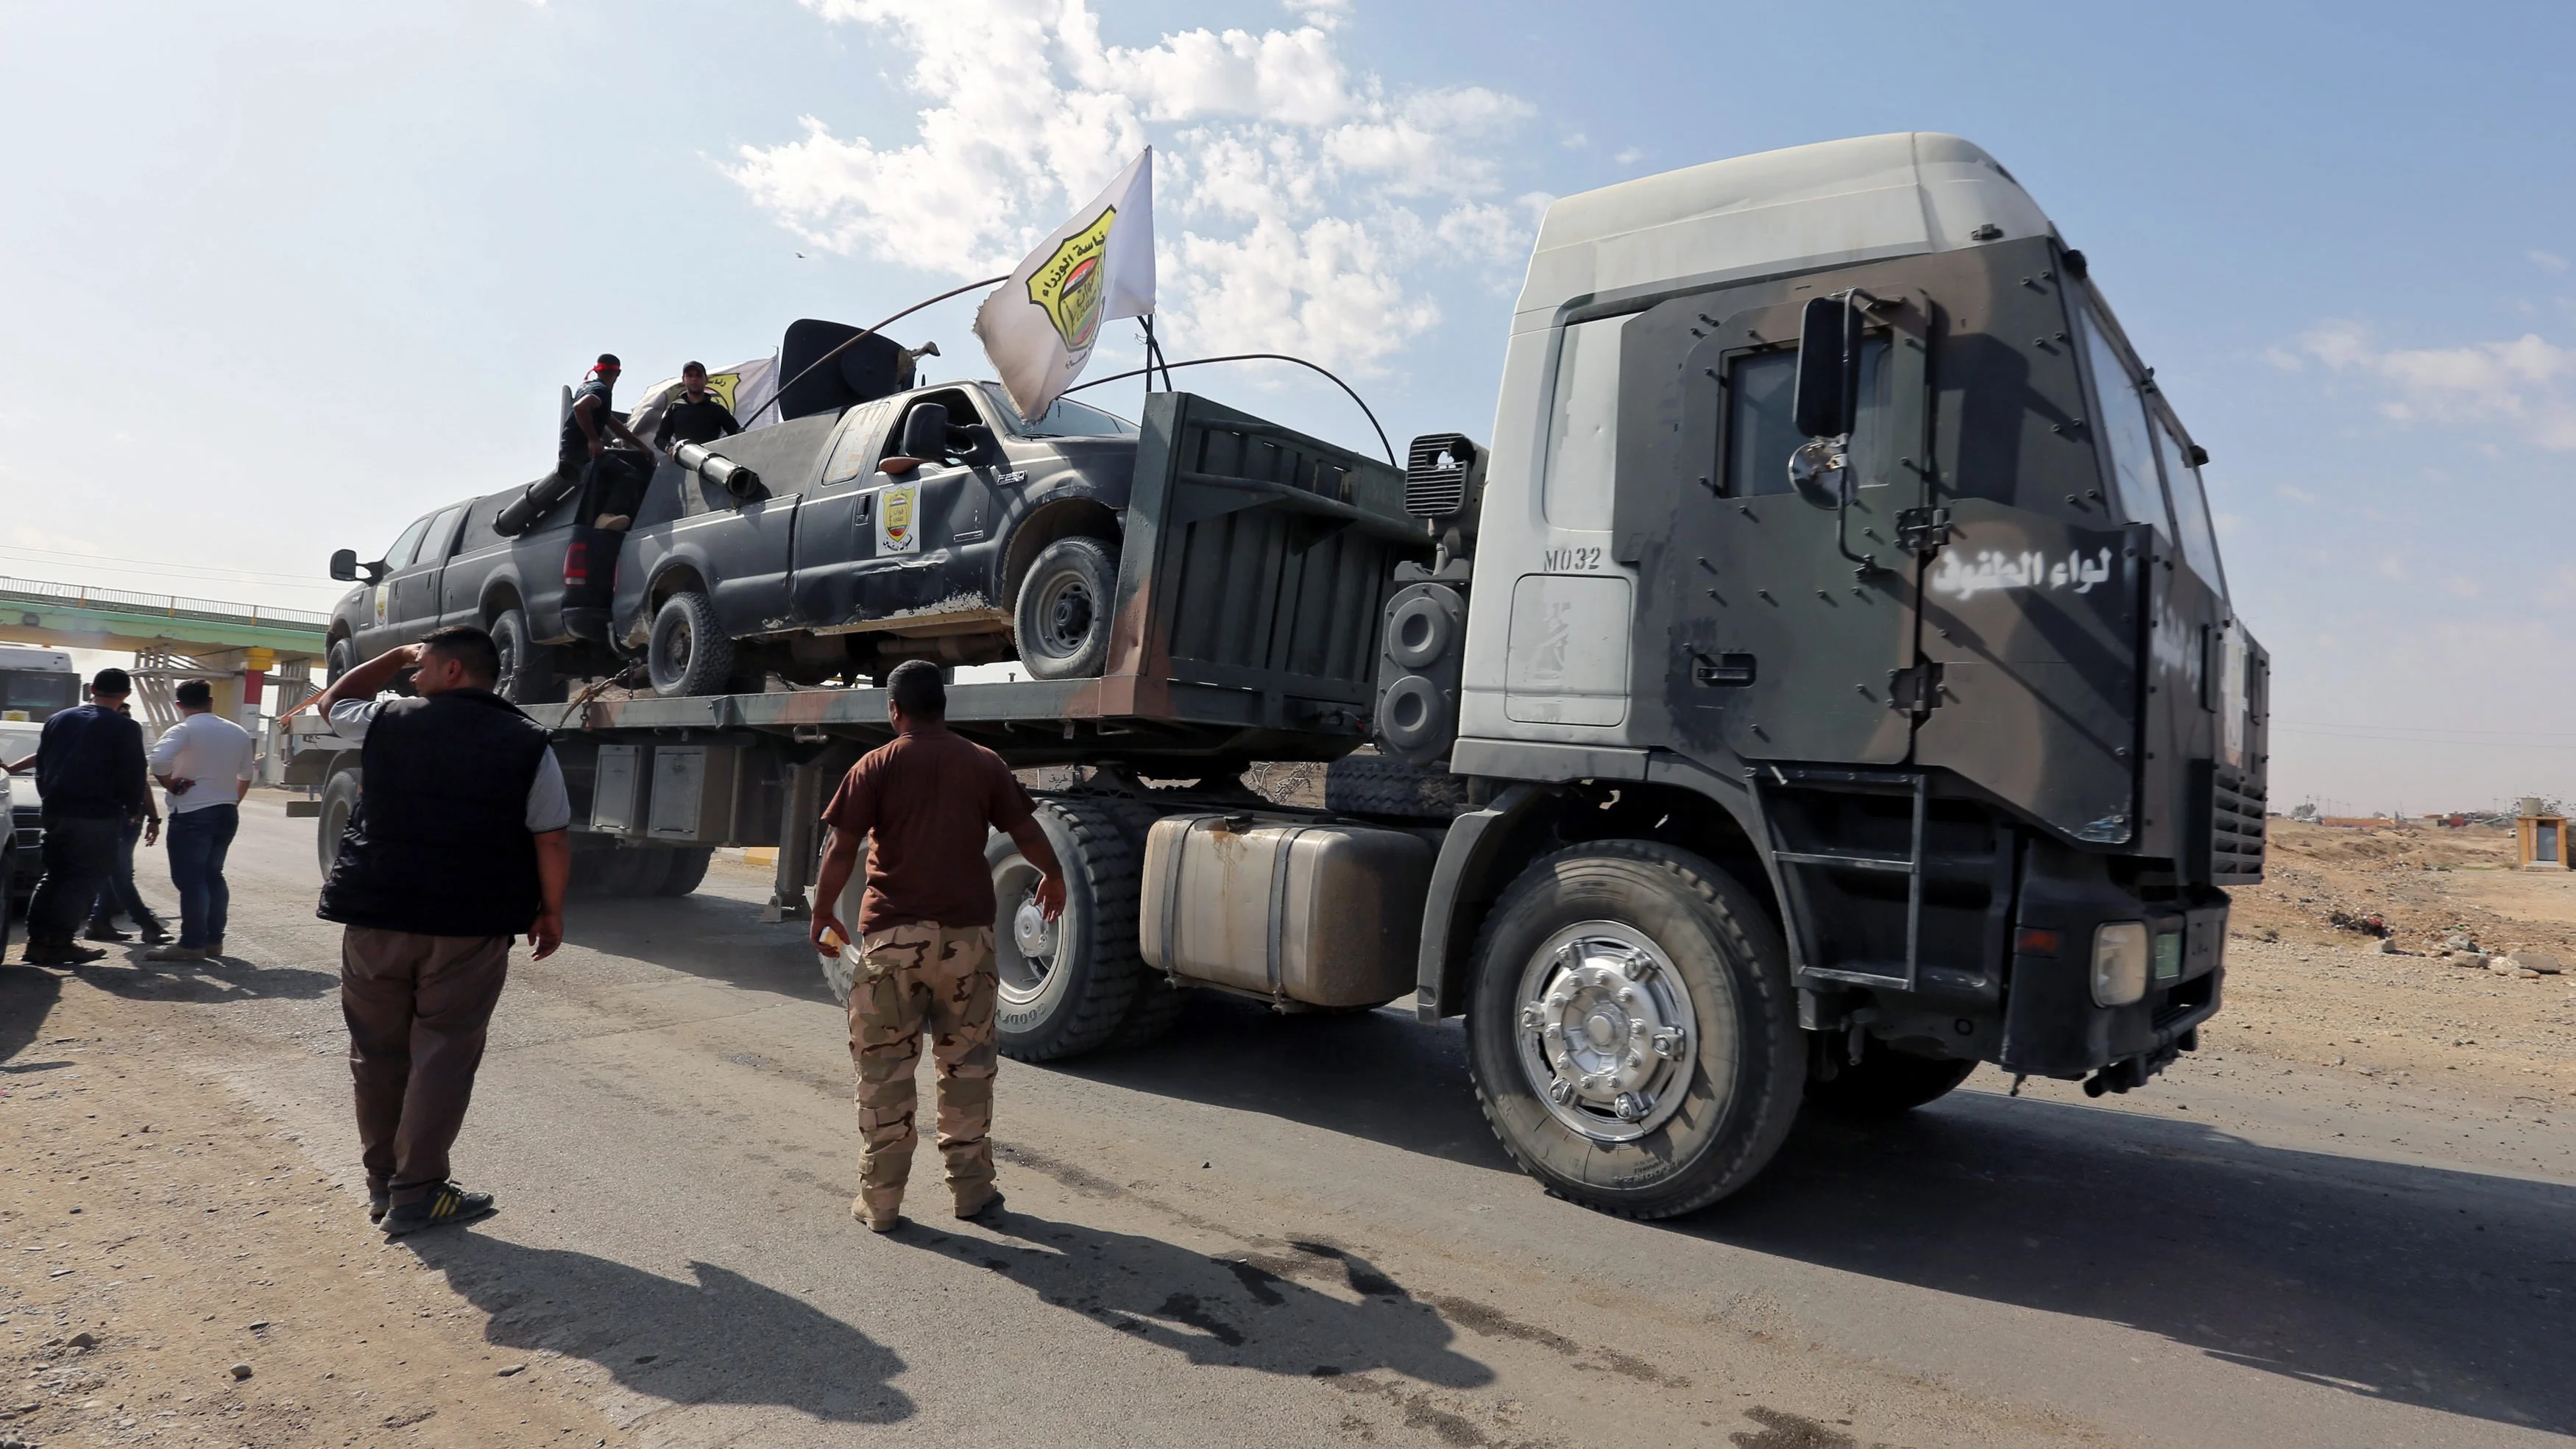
[977,385,1139,439]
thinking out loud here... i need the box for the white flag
[974,148,1156,420]
[624,353,782,444]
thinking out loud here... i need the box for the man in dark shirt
[559,353,654,531]
[652,361,743,454]
[21,668,150,965]
[812,661,1064,1232]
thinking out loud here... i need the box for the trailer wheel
[1013,537,1117,680]
[315,766,362,882]
[990,798,1142,1060]
[1805,1043,1977,1118]
[1467,841,1802,1219]
[1324,752,1471,821]
[491,607,563,706]
[646,589,735,698]
[651,846,714,898]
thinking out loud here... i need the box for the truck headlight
[2091,922,2149,1007]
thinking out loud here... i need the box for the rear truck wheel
[316,766,362,882]
[1467,841,1802,1219]
[325,637,354,684]
[651,846,714,898]
[646,589,735,698]
[490,607,563,706]
[1805,1041,1978,1118]
[1089,797,1192,1050]
[1013,537,1117,681]
[989,798,1143,1060]
[1324,752,1471,821]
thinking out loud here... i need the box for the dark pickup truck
[614,380,1153,694]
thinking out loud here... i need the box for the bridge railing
[0,575,331,629]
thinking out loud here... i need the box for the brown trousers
[849,924,999,1223]
[340,926,512,1207]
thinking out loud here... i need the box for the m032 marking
[1541,546,1605,572]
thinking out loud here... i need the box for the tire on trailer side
[1324,753,1471,821]
[1804,1042,1978,1119]
[1013,536,1117,681]
[989,798,1143,1061]
[325,637,354,685]
[646,589,736,698]
[315,765,363,882]
[651,846,715,898]
[490,606,564,706]
[1467,841,1802,1219]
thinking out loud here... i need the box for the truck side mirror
[953,422,1004,470]
[328,548,359,582]
[1791,294,1862,440]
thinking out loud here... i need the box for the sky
[3,0,2572,811]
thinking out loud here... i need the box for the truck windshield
[981,386,1138,439]
[2075,301,2173,540]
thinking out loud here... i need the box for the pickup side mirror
[953,422,1005,470]
[1791,294,1862,440]
[896,403,950,461]
[328,548,360,582]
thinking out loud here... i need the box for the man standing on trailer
[651,361,743,455]
[560,353,654,530]
[314,626,572,1236]
[811,660,1066,1232]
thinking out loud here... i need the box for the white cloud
[2442,575,2481,598]
[1613,146,1643,167]
[2375,553,2407,581]
[729,0,1536,375]
[2532,249,2569,273]
[2296,319,2576,450]
[2277,484,2318,504]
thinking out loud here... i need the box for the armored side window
[1542,315,1626,529]
[822,399,898,485]
[1722,336,1890,497]
[2074,301,2173,539]
[2153,418,2225,595]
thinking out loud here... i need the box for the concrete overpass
[0,575,330,729]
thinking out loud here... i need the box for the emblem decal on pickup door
[877,483,920,555]
[372,584,390,627]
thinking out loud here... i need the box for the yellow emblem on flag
[704,371,744,413]
[1027,205,1116,354]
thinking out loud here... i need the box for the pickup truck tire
[315,766,361,882]
[1323,753,1471,821]
[647,589,736,698]
[1467,841,1801,1219]
[491,608,563,706]
[1014,537,1117,680]
[651,846,714,898]
[991,798,1142,1061]
[325,638,354,684]
[1805,1043,1977,1118]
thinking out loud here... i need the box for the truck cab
[0,645,82,914]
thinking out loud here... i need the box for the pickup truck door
[389,505,466,641]
[788,400,898,628]
[352,511,436,657]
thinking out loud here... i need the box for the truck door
[787,399,898,628]
[389,504,466,640]
[352,512,436,657]
[1642,290,1933,765]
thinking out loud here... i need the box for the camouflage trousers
[848,923,999,1225]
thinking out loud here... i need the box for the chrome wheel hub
[1013,894,1056,960]
[1515,922,1695,1141]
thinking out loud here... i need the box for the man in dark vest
[314,625,572,1236]
[560,352,654,531]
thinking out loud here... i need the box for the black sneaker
[23,942,107,966]
[381,1183,495,1237]
[82,922,132,943]
[137,922,173,946]
[368,1191,390,1223]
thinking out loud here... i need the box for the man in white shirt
[146,679,258,963]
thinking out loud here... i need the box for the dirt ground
[10,816,2576,1447]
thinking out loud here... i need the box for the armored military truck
[296,132,2262,1217]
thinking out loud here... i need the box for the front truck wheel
[989,798,1142,1061]
[315,765,362,881]
[646,589,735,698]
[1013,537,1117,680]
[1467,842,1802,1219]
[491,606,563,706]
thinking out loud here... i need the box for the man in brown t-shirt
[813,660,1065,1231]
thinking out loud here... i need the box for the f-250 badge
[877,483,920,555]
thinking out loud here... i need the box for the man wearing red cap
[559,353,654,531]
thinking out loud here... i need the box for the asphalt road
[15,797,2576,1448]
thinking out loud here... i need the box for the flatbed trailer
[295,133,2267,1218]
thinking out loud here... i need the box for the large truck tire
[651,846,715,898]
[990,798,1142,1061]
[1013,537,1117,680]
[646,589,735,698]
[1325,753,1470,821]
[1466,841,1802,1219]
[1805,1043,1977,1119]
[315,765,362,882]
[491,606,565,706]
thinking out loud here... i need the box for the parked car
[323,464,636,703]
[612,380,1142,695]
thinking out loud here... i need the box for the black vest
[318,690,551,938]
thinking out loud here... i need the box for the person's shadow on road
[71,955,337,1005]
[406,1234,915,1424]
[896,1208,1493,1388]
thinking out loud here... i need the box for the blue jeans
[91,815,160,929]
[166,805,239,952]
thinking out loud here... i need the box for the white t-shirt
[147,711,258,815]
